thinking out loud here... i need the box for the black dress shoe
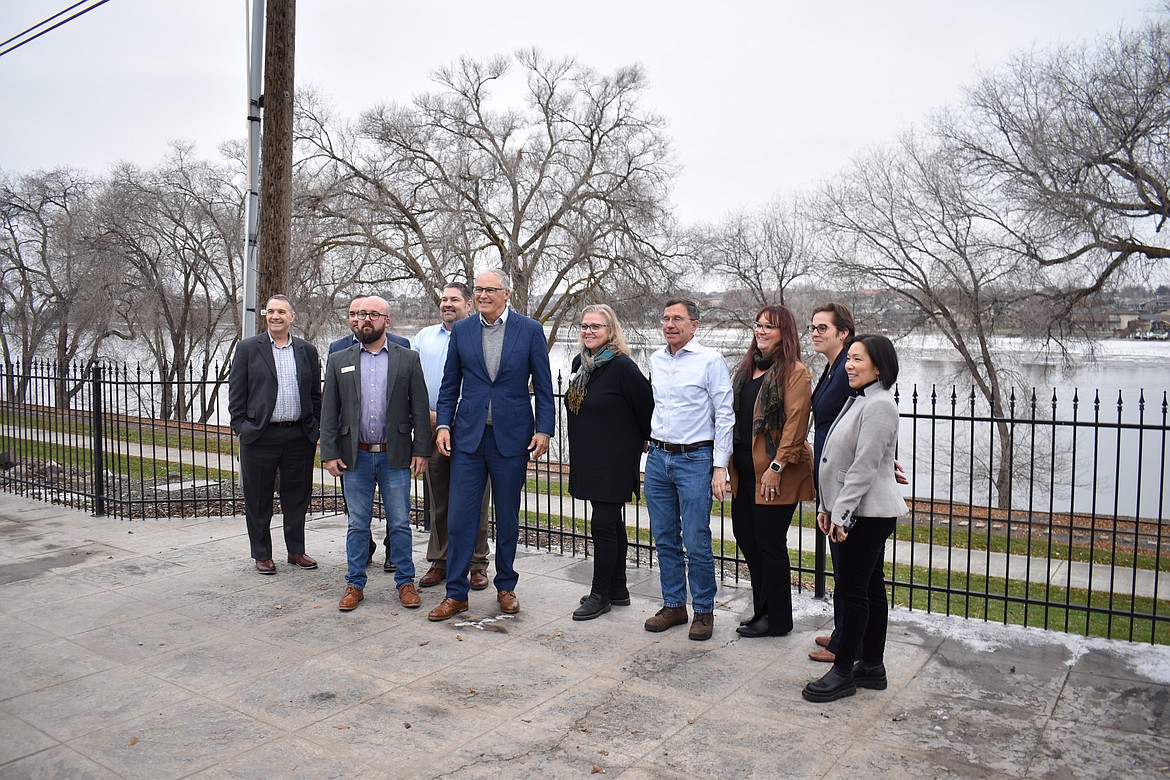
[739,612,763,627]
[853,661,888,690]
[802,667,857,703]
[573,593,612,621]
[367,539,377,565]
[580,593,631,607]
[736,615,792,638]
[383,558,396,572]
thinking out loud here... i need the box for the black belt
[270,420,299,427]
[358,442,387,453]
[650,439,713,453]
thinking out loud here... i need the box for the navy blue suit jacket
[328,332,409,354]
[811,348,851,485]
[436,309,554,458]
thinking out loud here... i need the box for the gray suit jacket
[319,342,431,469]
[817,385,909,526]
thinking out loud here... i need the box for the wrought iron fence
[1,359,1166,644]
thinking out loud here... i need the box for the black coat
[565,353,654,503]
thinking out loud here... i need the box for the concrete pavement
[1,492,1168,778]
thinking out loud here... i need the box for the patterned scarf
[732,351,787,450]
[566,344,618,414]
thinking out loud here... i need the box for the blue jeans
[644,445,717,613]
[343,449,415,590]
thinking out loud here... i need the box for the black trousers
[589,500,630,600]
[240,424,315,560]
[731,473,797,633]
[832,516,896,673]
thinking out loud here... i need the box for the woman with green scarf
[566,304,653,620]
[729,304,816,637]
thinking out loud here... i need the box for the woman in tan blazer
[728,305,815,638]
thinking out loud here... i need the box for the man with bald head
[321,295,431,611]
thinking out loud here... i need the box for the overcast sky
[0,1,1160,224]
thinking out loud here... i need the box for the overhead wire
[0,0,113,59]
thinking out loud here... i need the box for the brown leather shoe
[644,605,689,632]
[809,648,836,663]
[255,559,276,575]
[398,582,421,609]
[470,570,490,591]
[418,565,445,588]
[427,597,469,621]
[497,590,520,614]
[815,635,832,648]
[338,585,364,611]
[689,612,714,641]
[287,553,318,570]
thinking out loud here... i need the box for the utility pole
[254,0,295,333]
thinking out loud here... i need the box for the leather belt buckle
[358,442,387,453]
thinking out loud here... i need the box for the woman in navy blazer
[802,334,908,703]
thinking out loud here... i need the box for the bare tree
[0,169,126,403]
[690,195,814,324]
[941,15,1170,325]
[93,147,244,422]
[816,132,1052,506]
[296,51,676,346]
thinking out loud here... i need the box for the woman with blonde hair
[565,304,653,620]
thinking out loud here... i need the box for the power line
[0,0,113,59]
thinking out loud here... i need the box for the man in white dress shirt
[642,298,734,641]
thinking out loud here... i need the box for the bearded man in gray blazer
[320,295,431,612]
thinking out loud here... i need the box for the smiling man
[428,269,554,621]
[228,295,322,575]
[643,298,734,640]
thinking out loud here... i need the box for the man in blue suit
[328,293,410,572]
[427,269,555,620]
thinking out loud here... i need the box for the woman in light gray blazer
[802,334,908,703]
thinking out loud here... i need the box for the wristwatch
[768,461,782,473]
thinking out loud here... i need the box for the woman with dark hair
[802,334,908,702]
[807,302,856,663]
[729,305,815,638]
[566,304,654,620]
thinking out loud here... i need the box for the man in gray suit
[228,295,322,575]
[320,295,431,611]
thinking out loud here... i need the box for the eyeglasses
[356,312,387,321]
[661,316,696,325]
[753,321,778,331]
[808,324,833,334]
[579,323,609,333]
[473,286,506,295]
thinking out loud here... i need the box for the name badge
[341,365,355,373]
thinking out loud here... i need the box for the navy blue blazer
[329,332,409,354]
[436,309,555,458]
[811,348,850,485]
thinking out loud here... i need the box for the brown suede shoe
[470,569,490,591]
[255,559,276,575]
[398,582,421,609]
[809,648,836,663]
[497,590,520,614]
[427,597,469,621]
[338,585,364,611]
[418,565,445,588]
[287,553,318,570]
[644,606,689,633]
[689,612,714,641]
[815,635,832,648]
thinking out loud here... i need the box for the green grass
[0,436,235,483]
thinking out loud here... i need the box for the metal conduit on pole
[241,0,264,337]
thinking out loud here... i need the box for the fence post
[91,363,106,516]
[813,527,827,599]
